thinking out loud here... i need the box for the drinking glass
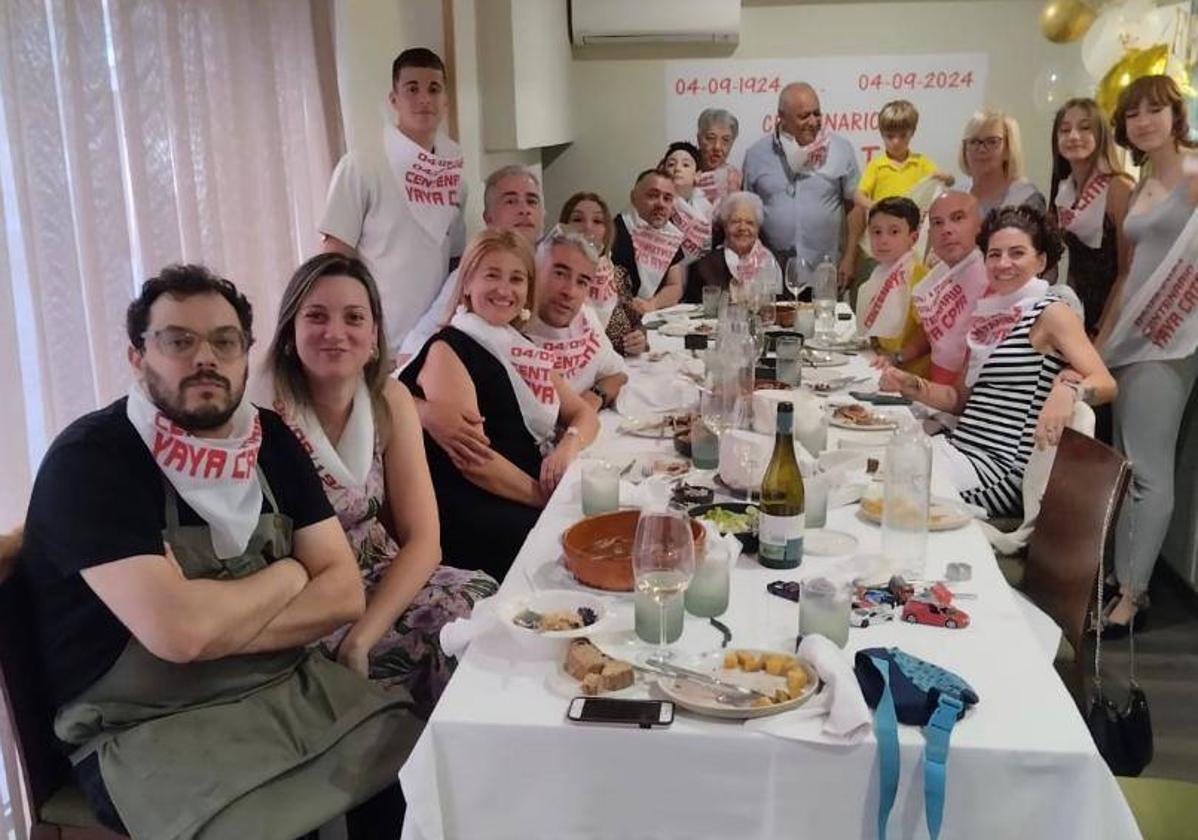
[784,257,813,302]
[581,460,620,516]
[799,576,852,647]
[632,507,697,661]
[702,284,722,318]
[775,334,803,386]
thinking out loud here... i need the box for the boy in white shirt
[321,48,467,356]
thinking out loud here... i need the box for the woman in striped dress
[880,206,1116,517]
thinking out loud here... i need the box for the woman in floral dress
[264,252,497,714]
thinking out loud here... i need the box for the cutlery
[640,657,768,703]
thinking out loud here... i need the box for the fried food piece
[786,666,809,696]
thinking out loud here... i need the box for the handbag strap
[869,655,900,840]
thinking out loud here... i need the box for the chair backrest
[1024,428,1131,653]
[0,552,73,817]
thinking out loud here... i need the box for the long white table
[399,326,1140,840]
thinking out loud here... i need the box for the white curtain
[0,1,341,836]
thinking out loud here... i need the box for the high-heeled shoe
[1098,607,1148,640]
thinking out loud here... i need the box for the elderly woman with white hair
[695,107,743,205]
[683,191,780,303]
[961,108,1046,218]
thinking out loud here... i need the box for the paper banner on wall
[665,54,990,177]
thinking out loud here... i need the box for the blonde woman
[399,229,598,581]
[960,108,1045,217]
[1048,98,1135,336]
[264,253,497,711]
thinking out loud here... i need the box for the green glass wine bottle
[758,401,805,569]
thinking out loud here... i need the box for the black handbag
[1086,571,1153,776]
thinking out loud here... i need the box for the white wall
[543,0,1085,219]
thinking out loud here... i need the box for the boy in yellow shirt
[855,100,954,209]
[856,197,931,375]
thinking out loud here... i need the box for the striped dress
[948,294,1065,517]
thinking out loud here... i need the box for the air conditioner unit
[570,0,739,46]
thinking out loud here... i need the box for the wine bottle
[758,401,805,569]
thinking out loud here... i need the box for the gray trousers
[1112,352,1198,594]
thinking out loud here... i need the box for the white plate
[652,649,819,720]
[659,320,716,337]
[617,415,686,438]
[828,414,898,431]
[498,590,613,640]
[546,651,647,700]
[805,528,859,556]
[802,351,851,368]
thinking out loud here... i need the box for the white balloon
[1081,0,1167,81]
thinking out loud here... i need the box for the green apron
[54,472,421,840]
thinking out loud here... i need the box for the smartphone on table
[567,697,674,729]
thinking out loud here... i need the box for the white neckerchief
[274,379,374,493]
[965,278,1050,386]
[586,255,618,328]
[671,190,714,260]
[723,240,772,287]
[857,251,916,338]
[125,384,263,559]
[778,125,831,174]
[621,210,685,299]
[1104,201,1198,367]
[696,164,736,205]
[450,308,559,445]
[527,307,608,390]
[912,249,991,375]
[1056,173,1111,249]
[383,124,464,244]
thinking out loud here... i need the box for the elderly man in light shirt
[742,82,861,288]
[526,226,628,411]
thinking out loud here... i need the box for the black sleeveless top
[399,327,543,581]
[1064,212,1118,336]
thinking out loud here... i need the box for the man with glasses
[742,82,861,287]
[20,265,420,839]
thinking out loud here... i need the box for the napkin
[615,372,698,417]
[439,597,499,658]
[699,518,744,564]
[743,635,872,744]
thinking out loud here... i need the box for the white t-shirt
[526,307,626,393]
[399,267,459,358]
[320,137,467,355]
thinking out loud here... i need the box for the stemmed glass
[632,505,696,663]
[784,257,813,302]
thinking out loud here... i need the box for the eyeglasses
[142,326,251,361]
[966,136,1004,151]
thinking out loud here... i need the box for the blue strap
[869,655,900,840]
[922,693,964,840]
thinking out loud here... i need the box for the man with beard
[20,265,420,840]
[610,168,687,313]
[743,82,861,286]
[526,226,628,410]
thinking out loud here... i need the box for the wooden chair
[0,532,128,839]
[1020,428,1131,701]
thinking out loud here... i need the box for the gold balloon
[1096,43,1171,116]
[1039,0,1097,43]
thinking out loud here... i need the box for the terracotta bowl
[561,509,706,592]
[774,301,796,327]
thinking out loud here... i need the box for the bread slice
[565,639,608,681]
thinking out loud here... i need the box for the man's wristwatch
[589,385,609,409]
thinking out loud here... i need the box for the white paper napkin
[743,634,872,744]
[439,597,499,658]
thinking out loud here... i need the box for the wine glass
[784,257,813,302]
[632,506,696,663]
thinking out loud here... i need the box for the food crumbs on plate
[723,650,739,669]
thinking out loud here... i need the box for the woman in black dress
[400,229,598,581]
[1048,97,1134,337]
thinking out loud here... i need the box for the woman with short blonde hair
[959,108,1045,217]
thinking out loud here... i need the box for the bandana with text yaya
[622,210,685,299]
[671,192,713,260]
[451,308,559,445]
[1104,204,1198,367]
[857,251,916,339]
[696,164,738,205]
[1055,173,1110,250]
[912,249,990,377]
[384,125,464,243]
[126,385,263,559]
[778,124,831,174]
[964,278,1050,386]
[587,255,619,328]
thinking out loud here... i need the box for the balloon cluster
[1036,0,1192,114]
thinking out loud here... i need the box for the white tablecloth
[400,321,1140,840]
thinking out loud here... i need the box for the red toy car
[902,599,970,629]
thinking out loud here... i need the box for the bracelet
[1064,380,1095,405]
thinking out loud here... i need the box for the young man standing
[321,48,467,356]
[21,266,420,839]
